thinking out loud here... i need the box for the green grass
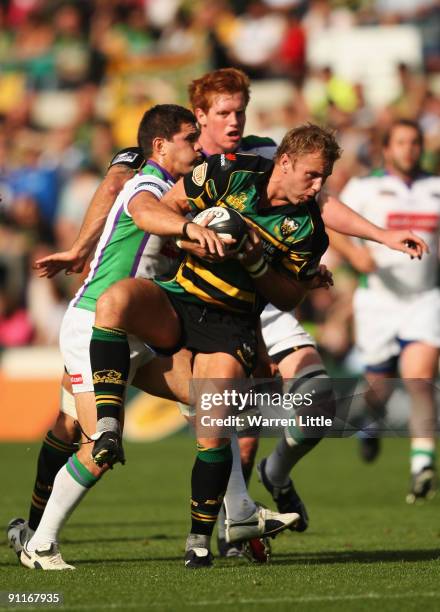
[1,435,439,612]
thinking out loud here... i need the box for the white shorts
[59,305,155,395]
[353,287,440,367]
[260,304,316,357]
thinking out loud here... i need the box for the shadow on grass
[272,548,440,565]
[60,534,180,545]
[0,555,183,568]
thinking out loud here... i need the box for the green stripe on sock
[43,431,77,456]
[411,449,436,459]
[66,454,100,488]
[287,424,306,444]
[197,443,232,463]
[92,326,127,343]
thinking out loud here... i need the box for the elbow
[103,175,126,199]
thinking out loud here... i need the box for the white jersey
[340,171,440,296]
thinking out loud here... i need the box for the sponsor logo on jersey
[192,161,208,186]
[220,154,234,171]
[225,192,247,211]
[71,374,83,385]
[262,240,276,259]
[92,370,125,385]
[112,151,138,164]
[387,213,439,233]
[135,181,165,195]
[281,217,299,237]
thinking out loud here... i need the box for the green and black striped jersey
[156,153,329,314]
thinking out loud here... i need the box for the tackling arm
[319,193,428,258]
[129,178,226,256]
[34,164,135,278]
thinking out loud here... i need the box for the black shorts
[163,292,258,377]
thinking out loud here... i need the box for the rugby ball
[192,206,248,252]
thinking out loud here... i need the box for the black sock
[89,326,130,432]
[28,431,77,531]
[191,443,233,536]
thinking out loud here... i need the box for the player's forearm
[131,199,188,237]
[320,195,384,242]
[71,168,132,257]
[251,266,307,311]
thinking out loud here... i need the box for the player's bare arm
[327,229,376,273]
[319,193,429,258]
[238,226,332,311]
[129,179,226,256]
[34,164,134,278]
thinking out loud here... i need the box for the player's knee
[197,437,230,450]
[96,284,130,329]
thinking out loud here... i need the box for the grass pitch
[1,434,439,612]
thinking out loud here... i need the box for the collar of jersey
[374,167,431,186]
[142,159,175,184]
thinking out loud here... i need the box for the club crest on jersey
[225,192,247,211]
[192,161,208,186]
[281,217,299,237]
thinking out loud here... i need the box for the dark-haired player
[8,104,205,569]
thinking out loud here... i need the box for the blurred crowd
[0,0,439,374]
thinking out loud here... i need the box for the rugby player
[8,105,205,569]
[333,119,440,502]
[184,68,429,551]
[87,123,423,567]
[8,104,294,570]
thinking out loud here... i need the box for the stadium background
[1,0,439,442]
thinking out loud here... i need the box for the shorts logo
[71,374,83,385]
[281,217,299,237]
[236,342,256,369]
[92,370,125,385]
[192,161,208,186]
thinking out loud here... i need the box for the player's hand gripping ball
[192,207,248,253]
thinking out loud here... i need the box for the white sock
[410,438,436,474]
[27,462,93,551]
[223,434,256,522]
